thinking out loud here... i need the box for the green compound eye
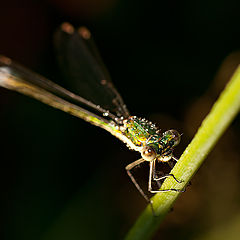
[141,145,157,161]
[163,129,181,147]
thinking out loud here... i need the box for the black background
[1,1,240,239]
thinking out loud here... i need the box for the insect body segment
[156,129,181,162]
[122,116,159,148]
[121,116,181,163]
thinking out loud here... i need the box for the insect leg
[171,156,191,188]
[148,161,185,193]
[126,158,155,214]
[153,173,182,183]
[172,156,179,162]
[148,161,154,192]
[152,160,162,189]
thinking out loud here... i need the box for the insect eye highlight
[141,146,157,161]
[163,129,181,147]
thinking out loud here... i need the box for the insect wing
[54,23,129,118]
[0,55,120,135]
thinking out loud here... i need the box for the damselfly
[0,22,183,214]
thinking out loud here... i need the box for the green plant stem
[125,65,240,240]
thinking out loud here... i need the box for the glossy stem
[125,65,240,240]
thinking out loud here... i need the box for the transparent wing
[0,55,121,136]
[54,22,130,118]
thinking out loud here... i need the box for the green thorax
[121,116,177,159]
[122,116,160,148]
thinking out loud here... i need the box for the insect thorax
[120,116,176,161]
[120,116,159,149]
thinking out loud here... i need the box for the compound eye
[164,129,181,146]
[141,146,157,161]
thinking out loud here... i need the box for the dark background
[1,1,240,239]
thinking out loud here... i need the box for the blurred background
[0,0,240,239]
